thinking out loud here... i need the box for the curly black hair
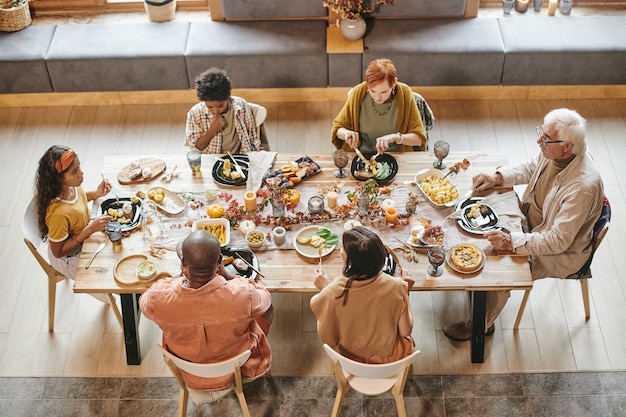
[195,68,232,102]
[34,145,71,239]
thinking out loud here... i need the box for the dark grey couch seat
[46,22,191,92]
[185,21,328,89]
[499,16,626,85]
[0,25,56,94]
[363,18,505,86]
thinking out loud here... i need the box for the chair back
[323,344,420,381]
[574,195,611,279]
[22,198,55,273]
[248,102,267,127]
[157,344,251,379]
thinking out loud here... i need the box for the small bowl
[245,229,266,248]
[136,260,156,280]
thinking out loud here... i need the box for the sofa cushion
[185,21,328,89]
[499,16,626,85]
[46,22,190,92]
[221,0,327,19]
[373,0,467,17]
[363,18,505,86]
[0,25,55,93]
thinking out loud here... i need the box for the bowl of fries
[192,218,230,246]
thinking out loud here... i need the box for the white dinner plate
[293,225,337,258]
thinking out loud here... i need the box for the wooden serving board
[117,158,166,185]
[114,254,172,286]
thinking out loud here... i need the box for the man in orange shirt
[140,231,273,393]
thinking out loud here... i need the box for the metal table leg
[120,293,142,365]
[470,290,487,363]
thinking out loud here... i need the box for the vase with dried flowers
[323,0,396,40]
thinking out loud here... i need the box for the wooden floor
[0,97,625,378]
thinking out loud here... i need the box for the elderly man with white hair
[444,108,605,342]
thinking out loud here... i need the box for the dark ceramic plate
[212,154,249,187]
[455,198,499,235]
[175,243,260,281]
[350,152,398,185]
[99,198,142,232]
[383,248,397,276]
[221,246,260,281]
[262,155,322,188]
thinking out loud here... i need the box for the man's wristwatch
[396,132,403,144]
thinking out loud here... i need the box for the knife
[234,252,264,279]
[227,152,246,180]
[85,240,108,269]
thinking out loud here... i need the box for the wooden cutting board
[117,158,166,185]
[113,254,172,286]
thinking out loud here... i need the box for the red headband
[55,150,76,173]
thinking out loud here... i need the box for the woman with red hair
[331,58,427,154]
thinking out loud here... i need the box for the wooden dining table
[74,151,532,365]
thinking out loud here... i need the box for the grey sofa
[1,15,625,95]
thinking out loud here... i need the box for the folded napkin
[247,151,277,192]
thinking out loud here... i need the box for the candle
[327,191,337,209]
[515,0,529,13]
[385,206,398,224]
[547,0,557,15]
[244,191,257,212]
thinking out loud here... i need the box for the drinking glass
[333,149,349,178]
[433,140,450,169]
[142,202,163,251]
[427,246,446,277]
[186,150,202,175]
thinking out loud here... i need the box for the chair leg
[331,361,348,417]
[234,366,251,417]
[513,289,531,330]
[179,387,189,417]
[48,274,57,332]
[106,293,124,331]
[580,278,591,320]
[391,364,411,417]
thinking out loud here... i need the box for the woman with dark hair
[185,67,262,154]
[331,58,427,154]
[310,226,415,363]
[35,145,112,279]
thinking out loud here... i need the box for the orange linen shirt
[140,275,272,391]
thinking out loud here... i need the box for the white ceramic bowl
[245,229,266,248]
[192,218,230,246]
[414,168,460,208]
[136,260,156,280]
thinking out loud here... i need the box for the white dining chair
[247,101,270,151]
[513,196,611,329]
[158,343,264,417]
[323,344,421,417]
[21,198,123,332]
